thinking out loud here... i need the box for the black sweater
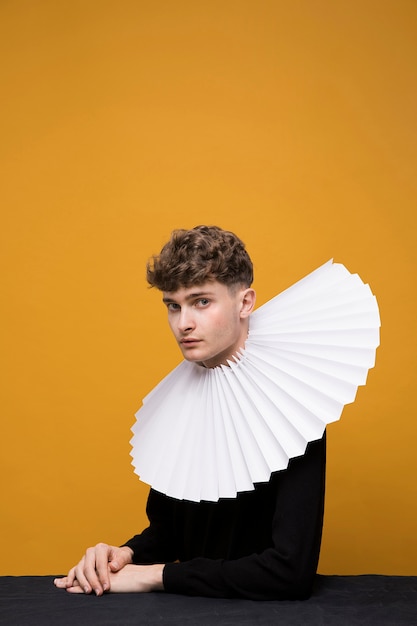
[124,434,326,600]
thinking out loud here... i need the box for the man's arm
[56,561,165,594]
[54,435,325,599]
[121,485,179,564]
[162,435,326,600]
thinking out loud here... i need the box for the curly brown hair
[146,225,253,292]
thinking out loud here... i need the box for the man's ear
[240,288,256,319]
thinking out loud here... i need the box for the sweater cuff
[163,562,192,595]
[162,559,231,598]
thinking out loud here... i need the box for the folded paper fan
[130,260,380,502]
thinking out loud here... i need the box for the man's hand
[107,564,164,593]
[53,543,134,596]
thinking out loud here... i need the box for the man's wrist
[150,563,165,591]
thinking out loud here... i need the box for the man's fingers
[72,568,94,594]
[93,544,113,592]
[65,579,86,594]
[54,565,77,589]
[66,565,78,588]
[81,547,107,595]
[54,576,87,594]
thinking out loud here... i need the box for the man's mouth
[180,338,201,346]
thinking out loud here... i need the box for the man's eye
[197,299,210,307]
[167,303,180,311]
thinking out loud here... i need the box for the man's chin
[181,349,226,369]
[183,353,205,365]
[182,352,211,368]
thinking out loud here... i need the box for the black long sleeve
[123,434,326,600]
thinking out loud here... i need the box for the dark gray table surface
[1,575,416,625]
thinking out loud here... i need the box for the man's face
[162,281,255,368]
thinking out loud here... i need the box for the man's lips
[180,338,201,346]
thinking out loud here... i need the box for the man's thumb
[109,559,121,572]
[109,549,130,572]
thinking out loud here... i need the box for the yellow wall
[1,0,416,576]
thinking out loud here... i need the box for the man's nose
[178,308,195,333]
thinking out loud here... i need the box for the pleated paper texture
[130,260,380,502]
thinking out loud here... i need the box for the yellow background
[1,0,416,576]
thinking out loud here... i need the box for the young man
[54,225,326,600]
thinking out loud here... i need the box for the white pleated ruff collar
[130,260,380,502]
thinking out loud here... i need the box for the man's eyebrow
[162,291,214,303]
